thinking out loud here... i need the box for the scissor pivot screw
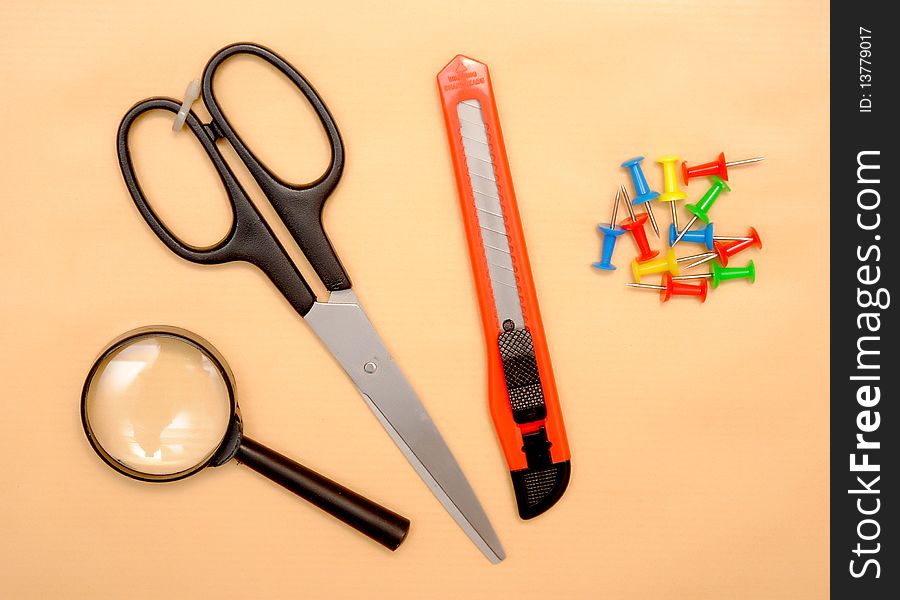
[364,361,378,374]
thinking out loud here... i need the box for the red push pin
[684,227,762,268]
[619,184,659,262]
[682,152,764,185]
[626,272,708,303]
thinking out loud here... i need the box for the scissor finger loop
[117,97,316,315]
[202,43,350,290]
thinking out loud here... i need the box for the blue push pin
[622,156,660,238]
[668,222,715,250]
[667,222,752,250]
[592,189,626,271]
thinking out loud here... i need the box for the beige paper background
[0,1,828,598]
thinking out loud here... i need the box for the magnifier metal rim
[81,326,237,483]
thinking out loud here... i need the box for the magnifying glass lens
[83,334,232,478]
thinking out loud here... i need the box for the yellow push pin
[657,155,687,232]
[632,249,682,282]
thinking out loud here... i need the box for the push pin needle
[627,283,665,290]
[678,251,716,267]
[622,185,636,220]
[609,187,621,227]
[726,157,766,167]
[644,200,660,239]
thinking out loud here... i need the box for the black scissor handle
[202,43,351,291]
[116,98,316,317]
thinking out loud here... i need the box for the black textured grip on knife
[497,327,547,424]
[511,460,571,520]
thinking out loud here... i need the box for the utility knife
[437,55,571,519]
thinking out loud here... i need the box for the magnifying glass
[81,326,410,550]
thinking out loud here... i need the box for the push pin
[632,249,696,282]
[673,260,756,288]
[669,222,713,249]
[626,273,709,303]
[657,155,687,232]
[620,184,659,262]
[592,189,627,271]
[682,152,764,185]
[671,176,731,247]
[666,222,751,249]
[173,79,201,131]
[685,227,762,268]
[622,157,660,238]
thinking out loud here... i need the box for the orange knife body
[437,55,570,519]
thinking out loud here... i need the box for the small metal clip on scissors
[116,42,504,563]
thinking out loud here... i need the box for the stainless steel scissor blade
[305,289,505,563]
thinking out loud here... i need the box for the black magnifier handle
[235,437,409,550]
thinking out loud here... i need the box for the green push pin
[671,176,731,247]
[673,260,755,288]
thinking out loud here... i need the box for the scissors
[116,42,504,563]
